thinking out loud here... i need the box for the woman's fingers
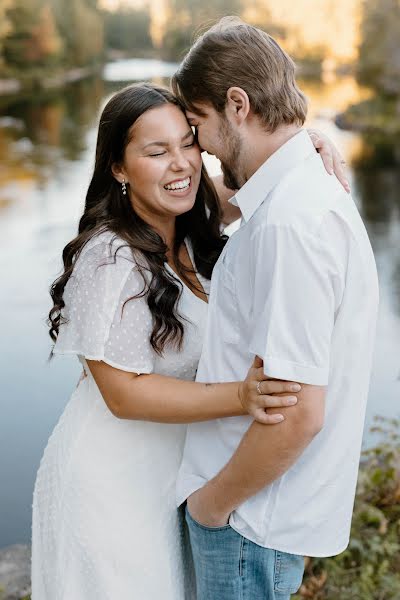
[314,136,334,175]
[332,150,351,193]
[253,409,285,425]
[309,129,350,193]
[252,355,263,369]
[261,394,298,408]
[251,395,299,424]
[256,378,301,395]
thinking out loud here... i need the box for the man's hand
[187,486,230,528]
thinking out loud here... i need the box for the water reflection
[0,64,399,547]
[0,76,105,176]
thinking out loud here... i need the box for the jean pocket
[185,505,231,532]
[274,550,305,594]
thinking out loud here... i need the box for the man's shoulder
[263,153,351,234]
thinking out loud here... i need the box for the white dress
[31,231,209,600]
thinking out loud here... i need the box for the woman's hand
[238,356,301,424]
[307,128,350,193]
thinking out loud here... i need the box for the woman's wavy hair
[48,83,227,354]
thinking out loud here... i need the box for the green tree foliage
[0,0,14,70]
[1,0,104,75]
[358,0,400,95]
[104,8,152,54]
[294,417,400,599]
[3,0,63,69]
[161,0,243,60]
[51,0,104,67]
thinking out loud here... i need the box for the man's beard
[219,119,244,191]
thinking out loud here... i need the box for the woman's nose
[170,149,190,171]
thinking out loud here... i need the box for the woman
[31,83,345,599]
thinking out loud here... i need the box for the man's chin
[222,169,240,191]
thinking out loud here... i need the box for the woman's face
[114,103,202,225]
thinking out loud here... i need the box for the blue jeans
[185,506,304,600]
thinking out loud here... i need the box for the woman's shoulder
[73,229,142,277]
[80,229,133,260]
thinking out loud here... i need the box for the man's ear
[111,162,125,184]
[225,87,250,126]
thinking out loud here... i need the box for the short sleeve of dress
[53,234,155,374]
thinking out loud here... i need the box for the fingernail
[274,414,285,422]
[286,397,298,405]
[291,384,301,392]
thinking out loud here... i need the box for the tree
[51,0,104,67]
[0,0,14,73]
[3,0,63,68]
[358,0,400,96]
[161,0,243,60]
[104,8,152,54]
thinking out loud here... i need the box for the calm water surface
[0,60,399,547]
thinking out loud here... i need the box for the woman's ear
[111,163,125,184]
[225,87,250,126]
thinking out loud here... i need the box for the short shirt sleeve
[53,235,155,374]
[249,213,348,385]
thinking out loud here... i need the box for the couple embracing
[31,17,378,600]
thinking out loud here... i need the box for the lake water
[0,59,399,548]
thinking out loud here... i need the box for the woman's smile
[163,176,192,196]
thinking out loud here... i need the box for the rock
[0,545,31,600]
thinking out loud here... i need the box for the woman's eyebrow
[142,130,194,150]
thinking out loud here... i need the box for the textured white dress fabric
[31,231,209,599]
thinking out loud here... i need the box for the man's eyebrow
[142,130,194,149]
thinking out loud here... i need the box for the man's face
[185,103,245,190]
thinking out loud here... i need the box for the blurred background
[0,0,399,597]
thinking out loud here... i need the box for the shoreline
[0,65,103,98]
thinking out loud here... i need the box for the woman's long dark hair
[48,83,227,354]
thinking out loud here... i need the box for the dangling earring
[121,178,127,195]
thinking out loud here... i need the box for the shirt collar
[229,129,316,223]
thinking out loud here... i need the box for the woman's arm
[213,129,350,226]
[86,358,300,424]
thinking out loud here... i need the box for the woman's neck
[130,198,176,250]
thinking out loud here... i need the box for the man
[173,16,379,600]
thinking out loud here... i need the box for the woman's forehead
[129,104,191,146]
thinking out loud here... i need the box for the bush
[294,417,400,599]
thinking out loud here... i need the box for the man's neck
[244,124,302,181]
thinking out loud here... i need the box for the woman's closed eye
[148,142,195,157]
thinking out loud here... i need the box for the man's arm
[188,372,325,526]
[188,213,347,526]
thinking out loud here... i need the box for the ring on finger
[256,381,263,395]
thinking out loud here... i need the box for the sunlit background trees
[0,0,397,81]
[0,0,399,135]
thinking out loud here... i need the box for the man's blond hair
[172,16,307,132]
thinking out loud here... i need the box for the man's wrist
[204,476,237,518]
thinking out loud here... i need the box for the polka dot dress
[31,232,208,599]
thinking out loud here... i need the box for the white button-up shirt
[176,129,379,557]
